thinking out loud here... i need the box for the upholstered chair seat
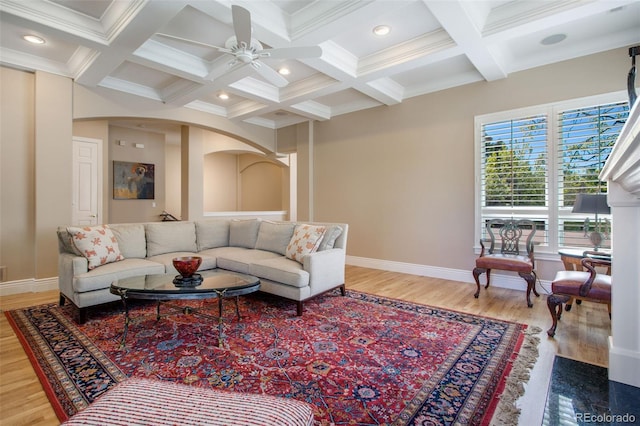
[547,257,612,337]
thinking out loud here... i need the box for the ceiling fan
[157,5,322,87]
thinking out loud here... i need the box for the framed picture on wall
[113,161,155,199]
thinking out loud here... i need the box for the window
[475,93,629,254]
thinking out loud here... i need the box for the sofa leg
[296,301,303,316]
[339,284,346,296]
[77,307,88,324]
[59,293,66,306]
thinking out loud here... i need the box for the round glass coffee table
[110,269,260,348]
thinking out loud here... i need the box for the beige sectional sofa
[57,219,348,323]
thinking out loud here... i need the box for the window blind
[557,101,629,249]
[480,115,548,208]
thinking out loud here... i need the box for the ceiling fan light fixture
[373,25,390,36]
[23,35,45,44]
[540,33,567,46]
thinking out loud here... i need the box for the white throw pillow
[286,224,326,263]
[67,225,124,270]
[255,221,295,255]
[229,219,261,248]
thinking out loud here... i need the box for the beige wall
[34,72,73,279]
[1,68,35,281]
[165,143,181,218]
[0,69,73,280]
[204,152,238,211]
[312,47,632,280]
[238,154,285,211]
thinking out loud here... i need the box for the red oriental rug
[6,290,540,425]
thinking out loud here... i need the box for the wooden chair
[473,219,539,307]
[562,250,611,312]
[546,257,612,337]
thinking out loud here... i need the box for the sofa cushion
[109,223,147,259]
[318,225,343,251]
[67,225,125,270]
[196,220,230,251]
[146,252,216,273]
[250,257,310,288]
[229,219,261,248]
[74,258,165,293]
[286,224,326,263]
[255,221,295,255]
[57,227,82,256]
[217,248,282,275]
[146,222,197,257]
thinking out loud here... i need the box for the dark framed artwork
[113,161,155,199]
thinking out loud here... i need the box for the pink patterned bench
[62,378,314,425]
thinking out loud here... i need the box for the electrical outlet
[152,202,156,208]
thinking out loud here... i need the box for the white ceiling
[1,0,639,130]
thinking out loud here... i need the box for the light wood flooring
[0,265,611,425]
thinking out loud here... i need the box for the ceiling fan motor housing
[225,36,264,63]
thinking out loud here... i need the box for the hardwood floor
[0,265,611,425]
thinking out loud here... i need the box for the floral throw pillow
[286,224,326,263]
[67,225,124,270]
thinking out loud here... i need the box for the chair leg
[519,272,537,308]
[531,271,540,297]
[547,294,570,337]
[565,297,574,311]
[472,267,488,298]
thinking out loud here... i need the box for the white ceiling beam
[424,0,507,82]
[75,1,187,86]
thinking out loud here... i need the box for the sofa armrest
[58,252,88,302]
[302,248,346,295]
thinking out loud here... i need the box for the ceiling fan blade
[264,46,323,59]
[155,33,229,53]
[232,5,252,47]
[254,62,289,87]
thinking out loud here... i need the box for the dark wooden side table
[557,248,612,310]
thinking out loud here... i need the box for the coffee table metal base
[114,289,241,349]
[110,271,260,349]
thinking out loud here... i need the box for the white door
[72,137,102,225]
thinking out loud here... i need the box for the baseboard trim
[0,277,58,296]
[346,255,550,293]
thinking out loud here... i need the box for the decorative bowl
[172,256,202,278]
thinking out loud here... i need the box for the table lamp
[572,193,610,250]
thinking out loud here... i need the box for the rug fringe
[490,325,542,426]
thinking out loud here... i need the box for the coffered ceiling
[1,0,639,129]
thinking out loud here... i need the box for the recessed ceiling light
[540,33,567,46]
[218,93,229,100]
[373,25,390,36]
[278,67,290,76]
[23,35,45,44]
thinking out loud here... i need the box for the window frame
[474,91,628,257]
